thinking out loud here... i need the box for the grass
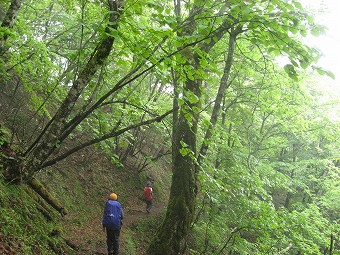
[0,177,74,254]
[121,228,137,254]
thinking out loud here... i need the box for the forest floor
[37,137,171,255]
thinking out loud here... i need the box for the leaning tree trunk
[198,27,241,164]
[3,0,125,182]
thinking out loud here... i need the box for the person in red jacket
[144,181,153,213]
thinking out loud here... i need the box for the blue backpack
[102,200,124,230]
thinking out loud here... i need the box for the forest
[1,0,340,254]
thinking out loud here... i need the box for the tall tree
[148,1,237,253]
[148,0,326,254]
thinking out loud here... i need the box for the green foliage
[121,228,137,254]
[1,0,339,254]
[132,212,165,249]
[192,21,339,252]
[313,66,336,79]
[284,64,299,81]
[0,126,10,146]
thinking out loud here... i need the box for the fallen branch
[29,177,68,216]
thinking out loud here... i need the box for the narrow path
[69,203,164,255]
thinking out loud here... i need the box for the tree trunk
[0,0,22,54]
[329,234,334,255]
[148,76,199,254]
[147,1,202,251]
[148,3,234,253]
[29,177,68,216]
[198,27,240,164]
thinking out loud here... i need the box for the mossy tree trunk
[147,1,233,252]
[148,64,200,255]
[29,177,68,216]
[146,1,203,252]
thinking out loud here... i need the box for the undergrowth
[0,177,74,255]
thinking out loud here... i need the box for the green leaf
[284,64,298,81]
[268,47,281,56]
[289,26,298,34]
[299,60,308,69]
[311,27,321,36]
[300,30,307,37]
[293,1,303,10]
[313,66,336,79]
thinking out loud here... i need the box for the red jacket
[144,187,153,201]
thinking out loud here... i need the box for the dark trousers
[106,228,120,255]
[146,200,153,212]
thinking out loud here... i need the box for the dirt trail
[70,203,164,255]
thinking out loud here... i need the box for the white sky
[299,0,340,121]
[302,0,340,77]
[301,0,340,86]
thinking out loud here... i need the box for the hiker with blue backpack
[102,193,124,255]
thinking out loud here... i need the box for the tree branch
[40,108,174,169]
